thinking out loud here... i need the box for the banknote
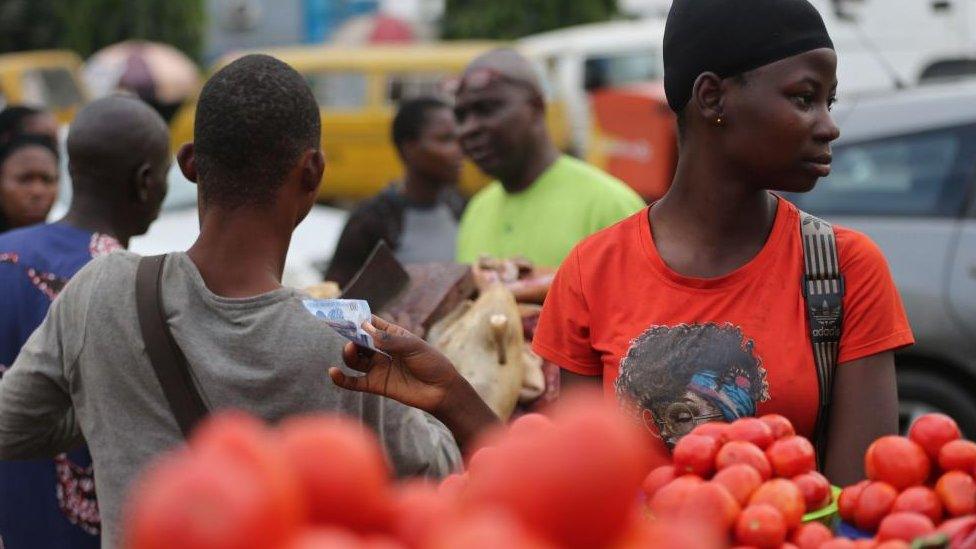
[301,299,390,361]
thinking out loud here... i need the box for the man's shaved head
[67,95,170,193]
[454,48,555,189]
[65,95,171,238]
[461,48,544,98]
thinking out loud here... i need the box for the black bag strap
[799,211,845,467]
[135,254,209,437]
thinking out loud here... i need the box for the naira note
[301,299,390,360]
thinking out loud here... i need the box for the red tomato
[727,418,776,450]
[908,413,961,461]
[935,471,976,517]
[891,486,943,524]
[463,393,651,549]
[425,509,556,549]
[748,479,806,530]
[612,514,725,549]
[507,413,554,438]
[649,474,704,515]
[673,434,721,477]
[124,450,296,549]
[278,415,393,534]
[280,527,362,549]
[652,480,741,537]
[876,512,936,542]
[766,436,816,478]
[819,540,856,549]
[716,441,773,480]
[936,515,976,541]
[874,541,911,549]
[759,414,796,440]
[838,480,870,522]
[690,422,730,445]
[791,522,834,549]
[438,473,468,498]
[641,465,677,499]
[735,504,787,548]
[390,481,455,548]
[853,481,898,532]
[190,412,306,535]
[713,464,764,506]
[792,472,832,512]
[938,440,976,473]
[865,436,931,490]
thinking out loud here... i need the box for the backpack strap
[135,254,209,438]
[799,211,845,468]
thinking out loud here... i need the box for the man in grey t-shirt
[0,55,498,548]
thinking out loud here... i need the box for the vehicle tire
[897,367,976,439]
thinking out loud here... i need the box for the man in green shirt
[454,49,645,270]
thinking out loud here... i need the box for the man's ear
[301,149,325,195]
[691,72,726,124]
[177,143,198,183]
[399,141,417,165]
[134,163,152,203]
[529,92,547,121]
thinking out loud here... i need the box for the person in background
[0,135,59,233]
[325,97,465,287]
[531,0,912,486]
[0,95,171,548]
[453,49,645,296]
[0,106,59,145]
[0,56,491,547]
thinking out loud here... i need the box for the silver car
[789,80,976,436]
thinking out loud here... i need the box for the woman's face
[0,146,59,228]
[404,108,464,187]
[720,48,841,193]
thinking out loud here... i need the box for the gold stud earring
[715,116,725,126]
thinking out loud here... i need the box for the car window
[386,72,450,104]
[789,124,976,217]
[306,71,367,110]
[583,50,661,92]
[22,68,83,109]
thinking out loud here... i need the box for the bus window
[386,73,450,104]
[583,50,661,92]
[306,71,368,110]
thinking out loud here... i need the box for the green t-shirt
[456,155,646,268]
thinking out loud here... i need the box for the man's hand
[328,316,499,450]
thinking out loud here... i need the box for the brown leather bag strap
[135,254,209,438]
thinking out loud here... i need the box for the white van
[519,18,667,155]
[520,1,976,155]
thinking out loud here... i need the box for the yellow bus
[0,50,89,124]
[168,42,571,201]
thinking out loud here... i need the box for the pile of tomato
[124,392,684,549]
[641,412,976,549]
[122,393,976,549]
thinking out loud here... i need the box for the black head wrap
[664,0,834,113]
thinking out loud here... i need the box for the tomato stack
[642,415,833,548]
[831,413,976,548]
[124,393,709,549]
[122,398,976,549]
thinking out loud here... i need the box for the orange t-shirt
[532,197,913,464]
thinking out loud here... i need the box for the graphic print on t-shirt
[614,322,770,449]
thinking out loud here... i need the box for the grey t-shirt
[395,203,459,264]
[0,251,460,548]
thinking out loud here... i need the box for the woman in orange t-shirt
[532,0,914,486]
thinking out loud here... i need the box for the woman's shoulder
[832,224,894,286]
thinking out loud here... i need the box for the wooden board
[378,262,476,338]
